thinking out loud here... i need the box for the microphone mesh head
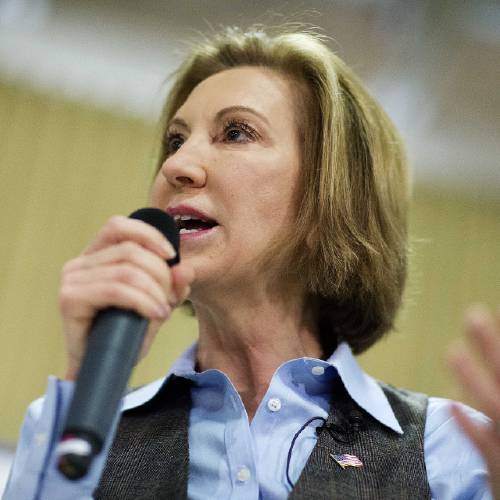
[129,208,180,266]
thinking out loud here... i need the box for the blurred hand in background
[448,306,500,497]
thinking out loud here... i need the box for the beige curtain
[0,81,498,443]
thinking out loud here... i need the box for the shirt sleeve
[424,397,493,500]
[3,376,120,500]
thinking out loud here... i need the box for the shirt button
[236,465,251,482]
[311,365,325,376]
[267,397,282,412]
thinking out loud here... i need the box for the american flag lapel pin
[329,453,363,469]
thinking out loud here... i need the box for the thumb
[171,263,195,303]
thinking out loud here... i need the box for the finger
[64,264,171,309]
[64,241,172,291]
[450,403,500,470]
[448,346,500,420]
[170,263,195,304]
[84,216,176,260]
[59,281,171,322]
[134,266,195,360]
[464,306,500,385]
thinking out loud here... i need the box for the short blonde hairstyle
[156,26,409,355]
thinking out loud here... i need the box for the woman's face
[150,66,302,294]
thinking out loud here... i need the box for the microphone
[56,208,179,480]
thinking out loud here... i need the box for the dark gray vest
[94,375,431,499]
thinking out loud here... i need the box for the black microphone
[56,208,179,480]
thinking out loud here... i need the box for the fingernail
[180,286,191,303]
[159,242,176,259]
[465,305,489,327]
[155,304,171,319]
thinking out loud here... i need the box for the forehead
[175,66,299,123]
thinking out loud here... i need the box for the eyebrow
[214,106,270,126]
[167,105,270,131]
[167,117,189,131]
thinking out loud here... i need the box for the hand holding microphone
[56,208,194,479]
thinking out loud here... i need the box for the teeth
[174,214,205,222]
[179,227,215,234]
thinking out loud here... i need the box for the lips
[165,204,219,234]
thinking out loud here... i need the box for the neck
[191,285,322,420]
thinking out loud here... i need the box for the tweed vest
[94,375,431,499]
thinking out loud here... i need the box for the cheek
[254,166,300,224]
[230,172,298,246]
[149,172,170,207]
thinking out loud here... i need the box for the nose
[160,139,208,189]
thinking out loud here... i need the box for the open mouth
[173,215,219,235]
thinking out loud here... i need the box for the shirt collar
[326,342,403,434]
[123,341,403,434]
[122,343,197,411]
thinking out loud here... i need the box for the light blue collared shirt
[4,342,492,499]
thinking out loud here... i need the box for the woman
[5,26,499,499]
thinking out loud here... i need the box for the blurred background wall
[0,0,499,487]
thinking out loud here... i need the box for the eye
[222,119,259,143]
[164,132,184,156]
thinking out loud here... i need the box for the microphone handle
[57,308,148,479]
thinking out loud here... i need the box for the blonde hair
[156,26,409,355]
